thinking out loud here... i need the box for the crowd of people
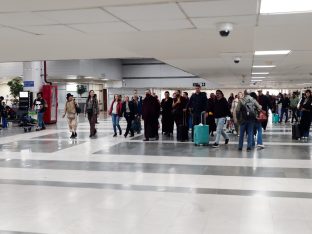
[2,87,311,150]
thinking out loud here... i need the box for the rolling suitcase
[194,112,209,146]
[292,124,301,140]
[177,113,189,142]
[272,113,279,124]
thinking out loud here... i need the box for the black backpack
[241,99,256,121]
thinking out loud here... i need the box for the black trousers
[144,118,159,139]
[191,113,202,139]
[124,113,134,136]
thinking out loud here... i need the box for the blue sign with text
[23,81,34,87]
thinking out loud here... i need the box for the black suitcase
[292,124,301,140]
[177,113,189,141]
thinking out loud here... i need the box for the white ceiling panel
[259,13,312,26]
[129,19,193,31]
[21,25,82,35]
[35,8,118,24]
[105,3,185,21]
[0,26,35,36]
[0,12,56,26]
[180,0,258,18]
[192,15,257,29]
[70,22,136,33]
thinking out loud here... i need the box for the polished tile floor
[0,114,311,234]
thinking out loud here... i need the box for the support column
[23,62,43,94]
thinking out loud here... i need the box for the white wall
[0,83,12,105]
[0,62,23,77]
[47,59,122,80]
[123,64,194,78]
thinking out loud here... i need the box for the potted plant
[7,77,23,105]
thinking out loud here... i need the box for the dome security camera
[217,23,233,37]
[234,57,241,64]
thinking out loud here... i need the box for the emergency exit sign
[193,82,206,87]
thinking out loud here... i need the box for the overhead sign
[23,81,34,87]
[193,82,206,87]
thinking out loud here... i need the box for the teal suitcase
[194,112,209,146]
[272,113,279,123]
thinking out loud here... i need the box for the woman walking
[299,90,312,141]
[109,94,123,137]
[63,93,78,138]
[122,96,136,138]
[85,90,99,137]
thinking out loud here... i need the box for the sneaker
[113,133,117,137]
[225,139,229,145]
[70,133,74,139]
[238,148,242,151]
[212,143,219,148]
[246,147,251,152]
[143,138,149,141]
[257,144,264,149]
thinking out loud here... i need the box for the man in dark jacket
[161,91,174,136]
[142,89,160,141]
[257,90,271,130]
[278,93,290,123]
[212,90,231,148]
[0,96,3,130]
[185,84,208,139]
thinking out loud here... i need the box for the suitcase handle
[201,111,206,125]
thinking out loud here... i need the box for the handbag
[76,105,81,114]
[257,110,267,122]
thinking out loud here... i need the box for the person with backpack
[63,93,78,139]
[212,90,231,148]
[236,90,262,151]
[250,92,264,149]
[33,92,47,131]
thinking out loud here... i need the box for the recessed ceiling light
[252,72,269,75]
[260,0,312,14]
[255,50,291,55]
[253,65,276,68]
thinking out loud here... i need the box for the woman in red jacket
[109,94,123,137]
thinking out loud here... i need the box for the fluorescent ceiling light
[253,65,276,68]
[252,77,266,79]
[84,76,94,79]
[255,50,291,55]
[251,80,263,82]
[252,72,269,75]
[260,0,312,14]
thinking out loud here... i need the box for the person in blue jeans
[33,92,46,131]
[212,90,231,148]
[250,92,264,149]
[236,90,262,151]
[108,94,123,137]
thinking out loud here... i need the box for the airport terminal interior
[0,0,312,233]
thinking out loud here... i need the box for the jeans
[280,108,288,123]
[37,112,44,129]
[215,117,229,144]
[112,114,121,134]
[252,121,263,146]
[239,121,255,149]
